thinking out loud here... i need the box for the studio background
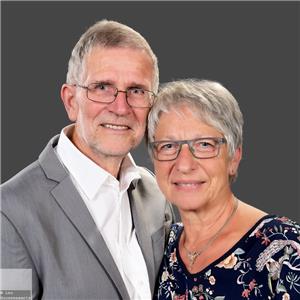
[2,1,299,222]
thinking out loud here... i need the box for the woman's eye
[159,143,176,152]
[201,142,212,147]
[194,140,216,150]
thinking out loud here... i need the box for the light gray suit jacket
[1,135,174,300]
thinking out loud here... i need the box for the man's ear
[61,84,78,122]
[229,146,242,176]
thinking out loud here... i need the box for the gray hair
[148,79,244,181]
[66,19,159,92]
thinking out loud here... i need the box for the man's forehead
[84,45,152,62]
[81,46,154,86]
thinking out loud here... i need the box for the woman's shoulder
[245,215,300,269]
[248,215,300,241]
[238,202,299,240]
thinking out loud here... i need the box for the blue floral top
[155,215,300,299]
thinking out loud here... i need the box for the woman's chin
[172,199,206,213]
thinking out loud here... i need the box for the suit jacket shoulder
[1,135,131,299]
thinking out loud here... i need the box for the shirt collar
[56,125,141,200]
[119,154,141,191]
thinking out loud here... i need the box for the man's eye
[129,87,145,95]
[95,83,110,91]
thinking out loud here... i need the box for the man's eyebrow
[91,80,114,85]
[127,82,149,89]
[89,81,149,90]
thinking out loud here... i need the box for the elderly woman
[148,79,300,299]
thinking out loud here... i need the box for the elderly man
[1,20,174,299]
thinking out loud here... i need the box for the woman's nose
[175,144,197,173]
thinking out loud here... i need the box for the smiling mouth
[173,181,205,188]
[175,182,199,186]
[101,123,130,130]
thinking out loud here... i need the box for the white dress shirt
[56,125,151,299]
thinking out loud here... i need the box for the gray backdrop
[2,1,299,222]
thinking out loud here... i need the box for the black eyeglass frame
[149,137,227,161]
[74,83,156,108]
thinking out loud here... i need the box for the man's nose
[108,90,131,115]
[175,144,197,173]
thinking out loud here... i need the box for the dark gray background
[2,1,299,222]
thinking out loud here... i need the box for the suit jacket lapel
[129,185,156,294]
[39,136,130,299]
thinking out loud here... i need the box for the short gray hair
[66,19,159,92]
[148,79,244,181]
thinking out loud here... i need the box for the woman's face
[152,105,241,212]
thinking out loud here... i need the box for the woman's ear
[61,84,78,122]
[229,146,242,176]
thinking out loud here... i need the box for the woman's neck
[180,194,237,247]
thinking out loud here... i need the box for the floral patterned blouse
[155,215,300,300]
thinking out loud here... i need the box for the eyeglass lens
[153,138,225,161]
[87,83,153,108]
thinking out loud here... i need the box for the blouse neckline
[174,214,276,277]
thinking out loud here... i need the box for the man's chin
[92,144,134,158]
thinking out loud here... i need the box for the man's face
[62,47,154,164]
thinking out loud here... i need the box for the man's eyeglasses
[74,83,156,108]
[149,137,227,161]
